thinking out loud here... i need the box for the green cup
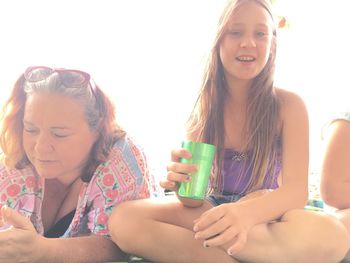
[178,141,216,200]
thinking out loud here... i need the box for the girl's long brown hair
[187,0,280,194]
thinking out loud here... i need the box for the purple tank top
[222,137,282,195]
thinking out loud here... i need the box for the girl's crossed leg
[109,196,236,263]
[109,196,349,263]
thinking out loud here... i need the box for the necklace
[232,152,247,161]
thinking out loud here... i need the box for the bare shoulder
[325,119,350,141]
[276,88,307,110]
[275,88,308,119]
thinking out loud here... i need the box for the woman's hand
[160,148,198,191]
[193,202,254,255]
[0,206,46,263]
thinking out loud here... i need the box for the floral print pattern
[0,136,156,238]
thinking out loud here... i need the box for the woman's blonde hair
[187,0,280,193]
[0,69,125,182]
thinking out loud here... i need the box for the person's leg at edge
[334,209,350,263]
[230,209,350,263]
[108,195,238,263]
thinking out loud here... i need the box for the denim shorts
[206,192,244,207]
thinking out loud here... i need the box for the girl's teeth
[237,56,255,61]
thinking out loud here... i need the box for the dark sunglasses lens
[25,67,53,82]
[61,71,87,87]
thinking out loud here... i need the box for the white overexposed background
[0,0,349,182]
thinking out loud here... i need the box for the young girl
[109,0,349,262]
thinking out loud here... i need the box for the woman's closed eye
[24,128,69,138]
[24,127,39,134]
[51,131,70,138]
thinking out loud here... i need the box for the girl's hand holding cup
[160,147,198,191]
[161,141,215,201]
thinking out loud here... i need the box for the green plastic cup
[178,141,216,200]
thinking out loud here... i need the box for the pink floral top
[0,136,157,238]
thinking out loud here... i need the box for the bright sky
[0,0,349,179]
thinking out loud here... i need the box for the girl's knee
[283,210,350,263]
[109,200,136,226]
[108,200,141,249]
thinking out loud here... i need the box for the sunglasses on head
[24,66,96,93]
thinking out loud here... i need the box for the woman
[0,66,155,262]
[108,1,349,262]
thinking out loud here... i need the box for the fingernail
[193,225,198,232]
[203,242,209,248]
[194,233,200,239]
[2,205,9,216]
[227,249,233,256]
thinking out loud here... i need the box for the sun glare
[0,0,349,179]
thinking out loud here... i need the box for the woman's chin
[34,167,59,179]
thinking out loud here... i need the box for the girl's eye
[256,31,268,37]
[228,30,242,37]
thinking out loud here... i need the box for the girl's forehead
[228,2,274,27]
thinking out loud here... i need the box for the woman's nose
[34,133,54,154]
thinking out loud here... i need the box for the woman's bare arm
[321,120,350,209]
